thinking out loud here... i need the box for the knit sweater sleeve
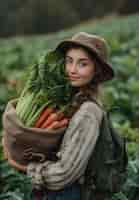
[27,101,103,190]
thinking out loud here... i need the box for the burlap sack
[2,99,66,165]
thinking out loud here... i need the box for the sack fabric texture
[2,99,66,165]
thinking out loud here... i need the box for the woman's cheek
[79,68,91,77]
[79,67,95,81]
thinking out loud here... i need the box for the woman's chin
[71,84,80,88]
[70,81,83,87]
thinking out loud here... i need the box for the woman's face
[65,47,96,88]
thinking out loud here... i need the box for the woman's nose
[70,63,77,73]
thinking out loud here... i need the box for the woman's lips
[69,76,80,80]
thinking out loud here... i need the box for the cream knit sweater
[27,101,103,190]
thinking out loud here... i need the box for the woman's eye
[65,58,72,63]
[79,62,88,67]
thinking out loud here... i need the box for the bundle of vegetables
[2,50,75,166]
[16,50,73,128]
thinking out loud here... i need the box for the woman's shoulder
[72,100,104,125]
[81,101,104,121]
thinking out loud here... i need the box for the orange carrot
[40,110,66,128]
[46,121,60,129]
[35,107,54,128]
[45,118,69,129]
[41,113,59,128]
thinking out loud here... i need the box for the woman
[6,32,115,200]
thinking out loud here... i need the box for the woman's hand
[2,138,27,172]
[8,156,27,172]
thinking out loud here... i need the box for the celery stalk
[22,93,37,123]
[26,100,52,127]
[17,94,31,118]
[24,104,38,125]
[23,91,43,124]
[19,92,35,121]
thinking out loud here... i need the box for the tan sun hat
[55,32,115,83]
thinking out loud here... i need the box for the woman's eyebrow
[79,58,89,61]
[65,56,89,61]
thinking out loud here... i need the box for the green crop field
[0,14,139,199]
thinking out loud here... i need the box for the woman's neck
[79,85,97,99]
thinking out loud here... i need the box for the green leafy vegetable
[16,50,73,126]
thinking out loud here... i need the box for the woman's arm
[2,136,27,171]
[2,137,8,159]
[27,101,103,190]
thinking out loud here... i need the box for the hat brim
[55,40,115,83]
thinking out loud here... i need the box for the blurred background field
[0,1,139,199]
[0,0,139,37]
